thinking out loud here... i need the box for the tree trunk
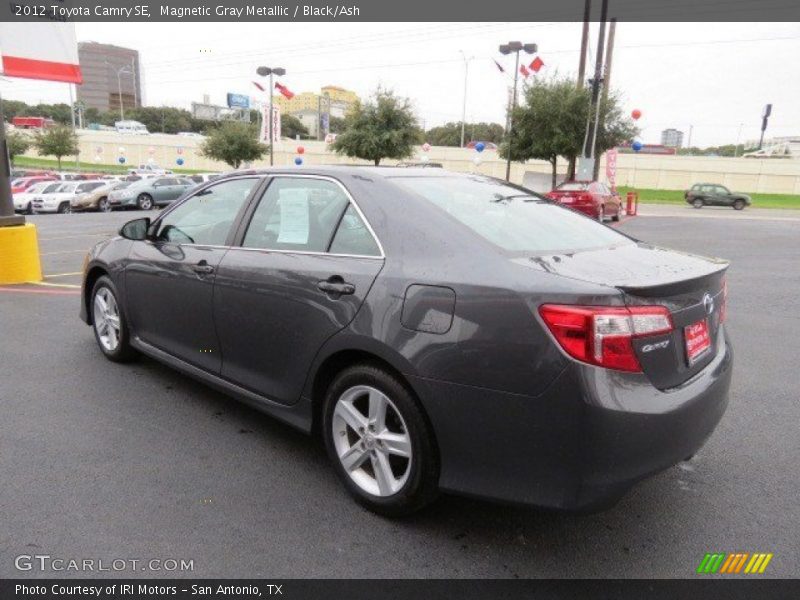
[551,157,557,190]
[374,158,380,166]
[57,156,62,170]
[566,156,576,180]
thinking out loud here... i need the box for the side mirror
[119,217,151,241]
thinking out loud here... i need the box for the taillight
[539,304,673,372]
[720,276,728,323]
[578,193,593,204]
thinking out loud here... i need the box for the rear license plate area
[684,319,711,365]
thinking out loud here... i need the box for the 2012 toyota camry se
[79,167,732,516]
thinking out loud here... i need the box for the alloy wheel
[332,385,412,497]
[93,287,121,352]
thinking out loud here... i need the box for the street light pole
[459,51,473,148]
[257,66,286,166]
[499,41,537,182]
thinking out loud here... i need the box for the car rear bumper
[560,203,598,217]
[409,328,732,511]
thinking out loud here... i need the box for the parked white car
[115,120,149,135]
[13,181,63,214]
[31,180,108,214]
[128,164,173,176]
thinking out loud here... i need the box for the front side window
[393,175,632,255]
[243,177,352,253]
[155,178,257,246]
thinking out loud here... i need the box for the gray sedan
[79,167,733,516]
[107,176,194,210]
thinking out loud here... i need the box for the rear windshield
[393,176,632,254]
[556,182,589,191]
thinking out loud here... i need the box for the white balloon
[118,147,125,154]
[473,156,482,165]
[420,154,430,163]
[147,157,155,164]
[94,155,101,163]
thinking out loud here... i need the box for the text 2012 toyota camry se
[79,167,732,516]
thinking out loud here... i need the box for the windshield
[393,176,632,254]
[26,182,49,194]
[113,181,132,190]
[58,183,79,193]
[556,182,589,191]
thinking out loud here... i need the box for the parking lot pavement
[1,211,798,579]
[636,202,800,222]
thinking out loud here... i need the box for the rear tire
[611,204,621,222]
[137,194,154,210]
[693,198,704,209]
[90,276,138,363]
[597,205,605,222]
[323,364,439,517]
[733,199,745,210]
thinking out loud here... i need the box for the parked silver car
[107,176,195,210]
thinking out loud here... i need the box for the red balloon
[631,109,642,120]
[297,146,305,154]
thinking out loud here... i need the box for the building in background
[274,85,358,120]
[77,42,142,114]
[660,128,685,148]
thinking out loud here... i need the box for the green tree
[502,76,637,188]
[127,106,193,134]
[281,113,309,140]
[34,125,79,169]
[426,121,505,147]
[199,121,267,169]
[332,88,421,165]
[7,131,31,164]
[328,116,346,134]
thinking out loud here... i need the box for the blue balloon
[118,156,126,164]
[475,142,485,153]
[632,140,643,152]
[176,157,185,166]
[294,157,303,165]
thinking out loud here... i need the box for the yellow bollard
[0,223,43,284]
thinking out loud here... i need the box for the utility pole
[593,17,616,180]
[583,0,608,164]
[68,83,79,169]
[256,66,286,166]
[577,0,591,88]
[499,41,537,182]
[687,124,693,149]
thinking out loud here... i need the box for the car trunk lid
[523,242,728,389]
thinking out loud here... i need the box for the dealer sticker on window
[685,319,711,365]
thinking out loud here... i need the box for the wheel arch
[305,338,428,438]
[83,264,109,325]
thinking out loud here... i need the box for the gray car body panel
[80,167,732,509]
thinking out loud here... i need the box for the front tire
[733,199,745,210]
[97,197,111,212]
[137,194,154,210]
[90,276,138,362]
[323,364,439,517]
[58,202,71,214]
[597,205,605,222]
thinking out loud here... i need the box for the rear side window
[243,177,351,253]
[329,205,381,257]
[393,176,632,254]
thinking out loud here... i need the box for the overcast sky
[2,21,799,147]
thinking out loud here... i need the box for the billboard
[227,93,250,109]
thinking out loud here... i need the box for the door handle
[318,278,355,296]
[193,261,215,275]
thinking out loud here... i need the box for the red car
[545,180,623,222]
[10,175,58,195]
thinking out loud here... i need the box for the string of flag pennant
[493,55,545,78]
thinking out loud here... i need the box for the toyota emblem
[703,293,714,315]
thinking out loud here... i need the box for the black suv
[685,183,751,210]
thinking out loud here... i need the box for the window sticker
[276,189,310,244]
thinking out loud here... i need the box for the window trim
[232,174,385,260]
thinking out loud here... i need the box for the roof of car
[214,165,476,181]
